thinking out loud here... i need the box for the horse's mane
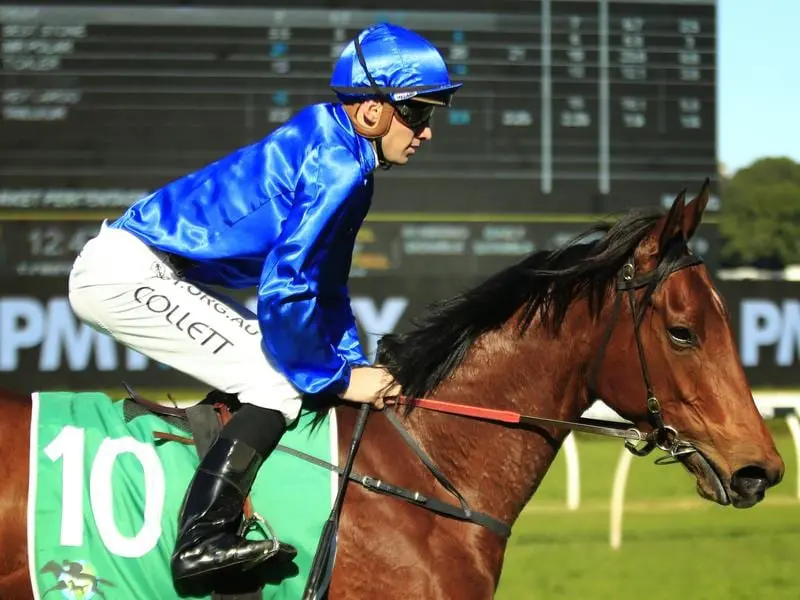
[377,207,683,399]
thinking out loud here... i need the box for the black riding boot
[170,406,297,596]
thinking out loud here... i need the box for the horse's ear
[681,178,710,241]
[656,188,687,253]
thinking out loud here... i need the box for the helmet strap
[375,138,392,170]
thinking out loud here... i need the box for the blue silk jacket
[110,103,376,396]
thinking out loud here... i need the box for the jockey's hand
[339,366,400,409]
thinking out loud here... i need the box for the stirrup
[238,511,281,568]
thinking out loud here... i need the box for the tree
[719,157,800,266]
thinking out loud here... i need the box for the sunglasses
[393,101,435,133]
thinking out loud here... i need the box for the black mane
[378,207,682,399]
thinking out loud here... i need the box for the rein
[386,396,659,445]
[294,248,699,545]
[389,251,703,465]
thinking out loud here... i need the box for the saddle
[121,383,267,600]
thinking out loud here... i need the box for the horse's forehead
[668,266,727,317]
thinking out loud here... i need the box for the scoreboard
[1,0,717,212]
[0,0,720,278]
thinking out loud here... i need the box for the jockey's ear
[344,100,394,138]
[357,100,382,125]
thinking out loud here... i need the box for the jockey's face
[381,102,433,165]
[356,100,433,166]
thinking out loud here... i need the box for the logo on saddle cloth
[40,559,115,600]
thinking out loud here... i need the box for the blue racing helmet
[330,22,463,107]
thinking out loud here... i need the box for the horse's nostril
[734,465,768,480]
[731,465,770,498]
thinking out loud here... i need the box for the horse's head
[593,181,784,508]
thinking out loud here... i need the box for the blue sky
[718,0,800,173]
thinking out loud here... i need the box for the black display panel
[1,1,718,216]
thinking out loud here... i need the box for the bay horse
[0,183,784,599]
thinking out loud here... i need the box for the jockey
[67,22,462,596]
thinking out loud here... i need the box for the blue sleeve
[257,145,363,395]
[331,285,371,366]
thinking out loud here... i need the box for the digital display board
[1,0,718,216]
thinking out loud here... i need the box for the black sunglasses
[394,101,435,133]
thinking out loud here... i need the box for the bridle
[583,249,704,461]
[389,247,705,464]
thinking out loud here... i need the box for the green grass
[100,387,800,598]
[496,425,800,599]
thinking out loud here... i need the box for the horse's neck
[405,321,593,527]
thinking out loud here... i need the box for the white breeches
[67,222,302,424]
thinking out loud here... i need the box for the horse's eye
[668,326,696,346]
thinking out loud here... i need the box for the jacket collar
[331,103,378,174]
